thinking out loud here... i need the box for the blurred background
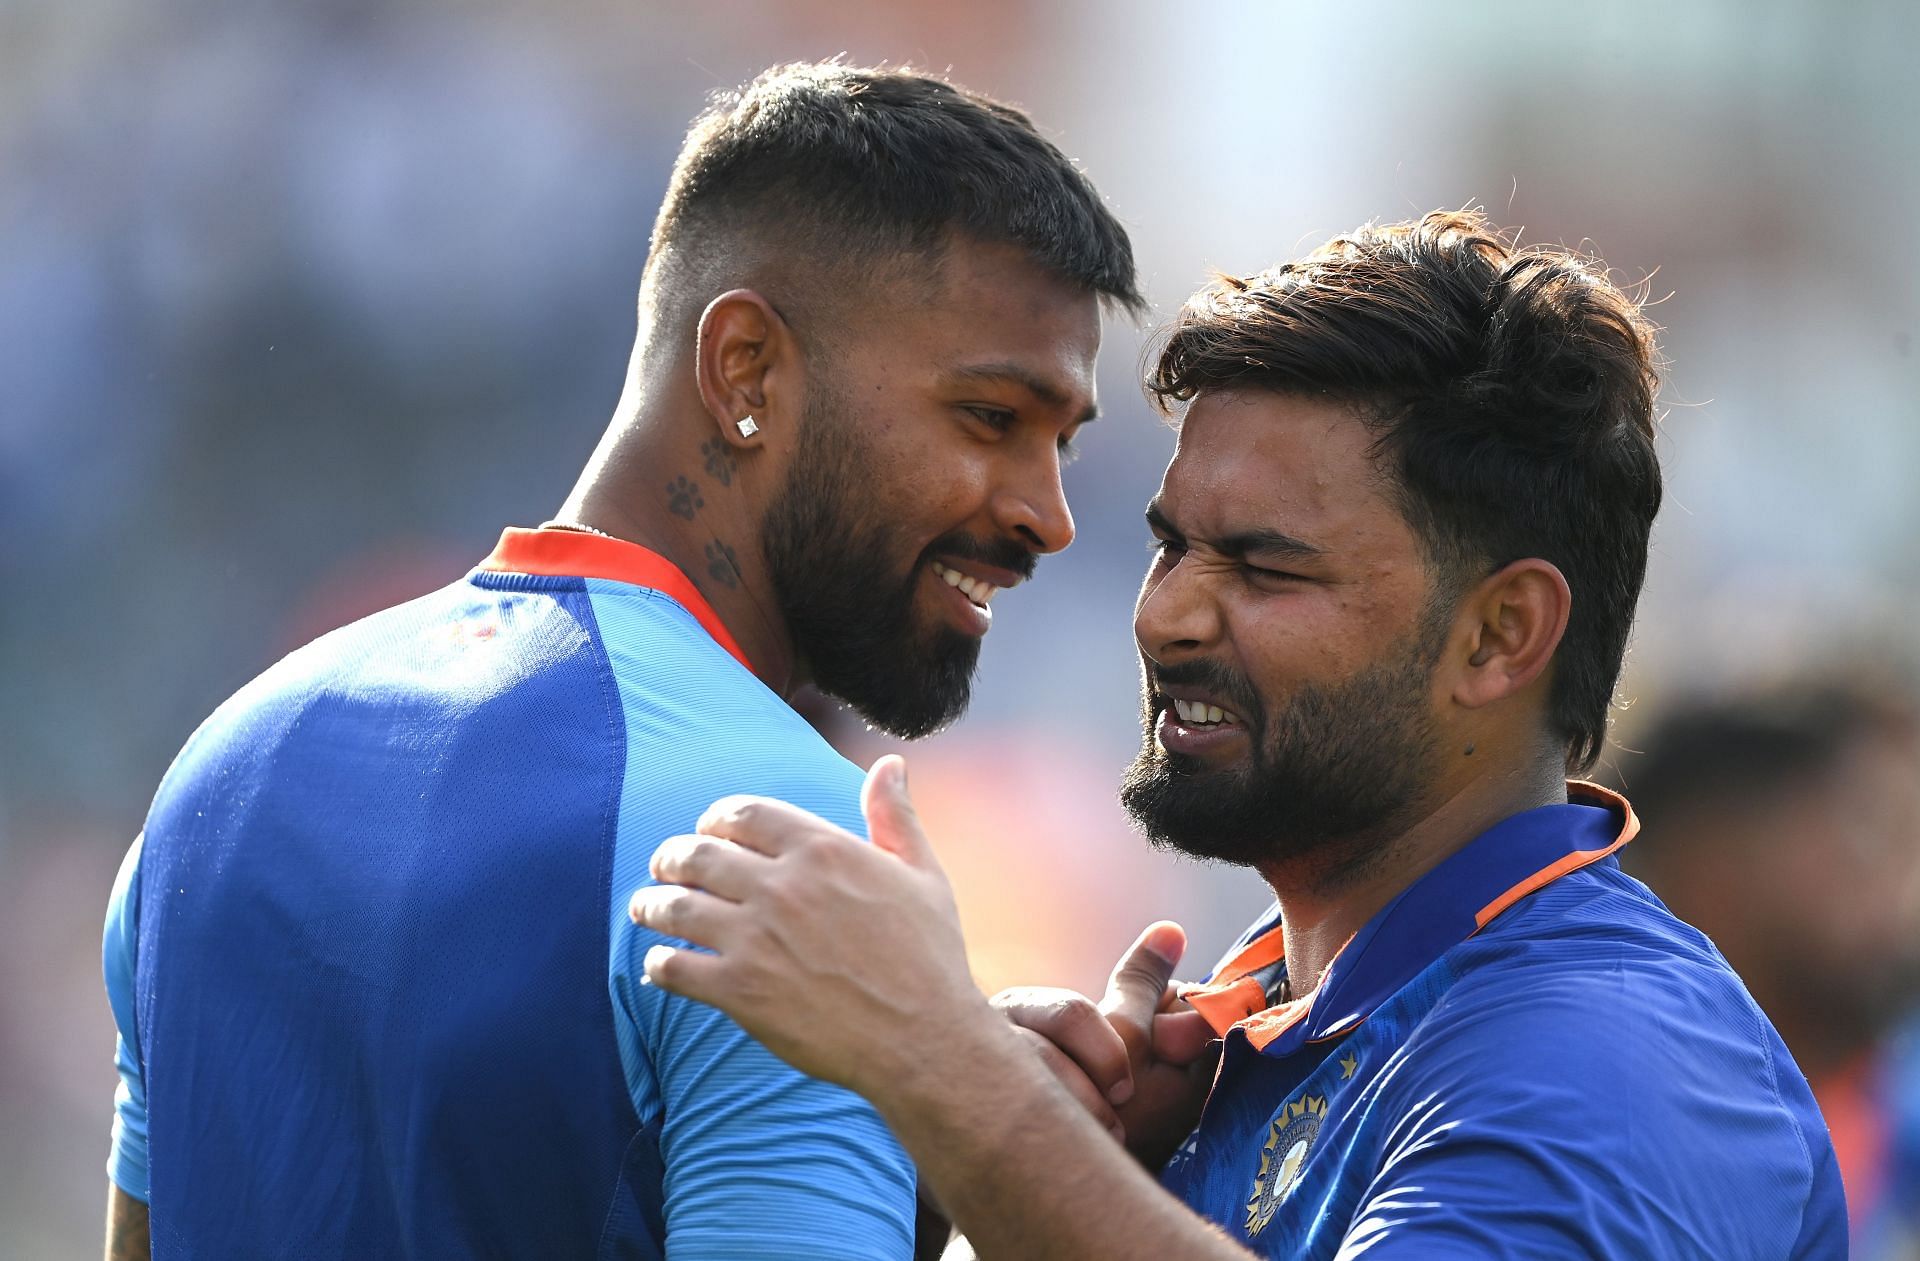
[3,0,1916,1254]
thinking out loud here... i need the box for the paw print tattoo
[705,540,741,590]
[666,475,705,520]
[700,438,737,488]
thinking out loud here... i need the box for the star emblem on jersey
[1246,1093,1328,1236]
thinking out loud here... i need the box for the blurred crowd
[2,1,1915,1254]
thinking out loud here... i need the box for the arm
[102,836,150,1260]
[631,758,1254,1261]
[105,1184,150,1261]
[614,887,917,1259]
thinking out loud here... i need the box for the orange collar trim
[1474,782,1638,929]
[1181,783,1639,1052]
[477,527,753,672]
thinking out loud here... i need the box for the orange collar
[1183,783,1639,1053]
[476,527,753,672]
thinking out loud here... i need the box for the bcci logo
[1245,1093,1328,1236]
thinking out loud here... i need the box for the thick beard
[1119,613,1448,875]
[762,382,983,740]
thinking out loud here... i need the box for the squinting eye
[965,406,1016,433]
[1149,538,1185,561]
[1057,436,1081,465]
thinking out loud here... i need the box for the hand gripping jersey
[102,527,915,1260]
[1163,786,1848,1260]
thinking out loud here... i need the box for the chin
[829,625,981,741]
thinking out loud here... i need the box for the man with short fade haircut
[632,211,1848,1258]
[102,62,1139,1259]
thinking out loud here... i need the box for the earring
[736,416,760,438]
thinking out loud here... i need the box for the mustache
[1144,658,1264,726]
[923,530,1038,582]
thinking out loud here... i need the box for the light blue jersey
[104,526,915,1259]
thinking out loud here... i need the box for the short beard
[1119,610,1450,877]
[762,380,1017,740]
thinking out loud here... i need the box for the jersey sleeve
[592,588,916,1259]
[102,833,150,1202]
[1335,962,1835,1260]
[619,928,917,1261]
[610,759,917,1261]
[610,763,917,1251]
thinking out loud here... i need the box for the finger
[997,990,1134,1106]
[1150,1007,1219,1067]
[641,942,727,1002]
[696,794,853,856]
[1100,921,1188,1056]
[1155,982,1185,1015]
[627,884,739,950]
[859,756,938,869]
[1018,1029,1125,1142]
[649,834,768,901]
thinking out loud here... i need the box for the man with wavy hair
[633,211,1848,1258]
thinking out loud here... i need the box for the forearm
[105,1183,150,1261]
[871,1017,1250,1261]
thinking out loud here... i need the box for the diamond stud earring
[736,416,759,439]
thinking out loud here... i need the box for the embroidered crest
[1245,1093,1328,1236]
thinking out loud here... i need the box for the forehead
[847,236,1104,404]
[1157,390,1406,549]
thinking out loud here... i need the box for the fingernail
[1108,1079,1134,1106]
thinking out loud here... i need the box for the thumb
[1101,921,1187,1056]
[860,755,935,868]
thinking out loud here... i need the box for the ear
[1449,558,1571,711]
[694,289,799,448]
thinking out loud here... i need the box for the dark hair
[647,62,1143,318]
[1147,210,1662,772]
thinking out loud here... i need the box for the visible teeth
[933,562,998,608]
[1169,698,1238,727]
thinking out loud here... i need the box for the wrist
[863,996,1035,1135]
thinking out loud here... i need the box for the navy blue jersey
[1163,786,1847,1259]
[104,527,915,1259]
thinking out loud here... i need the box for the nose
[1134,552,1221,664]
[994,453,1076,555]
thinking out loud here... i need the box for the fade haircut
[642,62,1143,338]
[1148,210,1662,772]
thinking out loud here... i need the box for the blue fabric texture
[1161,799,1848,1259]
[103,545,914,1260]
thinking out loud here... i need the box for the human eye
[1243,562,1304,587]
[963,405,1017,434]
[1148,535,1186,563]
[1057,434,1082,465]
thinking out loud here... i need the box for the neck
[556,397,799,694]
[1255,748,1567,995]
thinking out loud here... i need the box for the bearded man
[631,211,1848,1259]
[100,62,1140,1260]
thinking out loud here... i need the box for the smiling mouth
[1165,697,1242,728]
[931,560,1000,609]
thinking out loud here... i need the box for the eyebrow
[1145,501,1326,561]
[944,361,1100,426]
